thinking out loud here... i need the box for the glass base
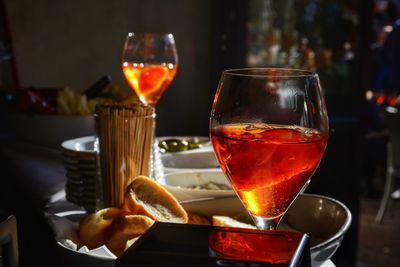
[251,214,283,230]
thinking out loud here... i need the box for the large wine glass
[121,32,178,106]
[210,68,329,230]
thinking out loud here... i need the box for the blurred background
[1,0,400,266]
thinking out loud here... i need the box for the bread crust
[78,175,190,255]
[187,212,211,225]
[78,207,121,249]
[122,176,188,223]
[106,215,154,256]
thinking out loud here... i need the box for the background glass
[121,32,178,180]
[121,32,178,107]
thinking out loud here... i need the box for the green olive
[159,139,189,153]
[159,138,209,153]
[188,142,201,150]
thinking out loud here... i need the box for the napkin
[319,260,335,267]
[45,212,117,259]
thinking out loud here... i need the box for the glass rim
[126,32,175,38]
[94,104,156,118]
[223,68,317,78]
[94,113,155,119]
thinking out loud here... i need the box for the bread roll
[122,176,188,223]
[78,208,121,249]
[106,215,154,256]
[187,212,211,225]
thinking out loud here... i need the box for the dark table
[0,137,67,267]
[0,130,361,267]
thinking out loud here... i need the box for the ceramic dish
[158,136,219,169]
[157,136,211,152]
[62,154,97,163]
[181,194,352,265]
[61,136,96,155]
[65,182,95,193]
[67,170,100,178]
[49,193,351,266]
[64,188,96,198]
[157,169,235,201]
[65,175,97,186]
[63,161,98,171]
[61,137,98,212]
[161,146,219,169]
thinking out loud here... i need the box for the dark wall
[306,117,362,267]
[5,0,214,137]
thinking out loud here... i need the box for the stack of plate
[61,136,165,212]
[61,136,98,212]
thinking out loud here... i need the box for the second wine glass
[121,32,178,106]
[121,32,178,180]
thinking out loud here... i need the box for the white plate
[65,168,100,177]
[62,154,97,163]
[65,195,96,206]
[158,169,235,201]
[63,163,98,172]
[65,182,95,192]
[65,179,97,187]
[62,136,96,154]
[65,175,97,186]
[65,188,97,199]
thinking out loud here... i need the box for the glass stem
[251,215,283,231]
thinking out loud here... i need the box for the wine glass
[121,32,178,106]
[210,68,329,230]
[121,32,178,179]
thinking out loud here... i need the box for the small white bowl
[161,147,220,169]
[158,169,235,201]
[158,136,220,169]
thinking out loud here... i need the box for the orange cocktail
[211,123,327,219]
[122,63,177,106]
